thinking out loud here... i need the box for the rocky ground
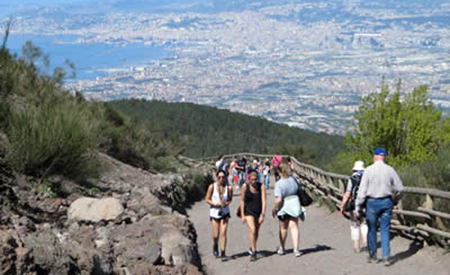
[0,152,211,275]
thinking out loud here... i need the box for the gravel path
[189,182,450,275]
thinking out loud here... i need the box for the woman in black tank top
[239,170,267,261]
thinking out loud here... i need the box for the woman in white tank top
[205,169,233,261]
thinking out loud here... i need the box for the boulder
[24,232,80,275]
[126,187,169,219]
[111,214,201,274]
[160,232,197,266]
[68,197,124,223]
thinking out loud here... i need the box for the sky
[2,0,95,4]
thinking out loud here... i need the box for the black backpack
[218,161,229,176]
[345,172,363,212]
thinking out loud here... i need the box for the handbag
[291,175,313,207]
[298,187,313,207]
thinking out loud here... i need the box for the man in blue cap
[355,148,404,266]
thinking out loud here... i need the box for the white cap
[352,161,365,171]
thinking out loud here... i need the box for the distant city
[2,0,450,135]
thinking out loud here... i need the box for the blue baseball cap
[374,148,387,156]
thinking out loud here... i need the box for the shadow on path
[390,240,423,265]
[230,250,277,260]
[301,244,334,255]
[228,244,333,262]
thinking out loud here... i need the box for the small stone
[42,223,52,230]
[69,222,80,232]
[95,239,108,248]
[96,227,110,240]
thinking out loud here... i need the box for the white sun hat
[352,161,365,171]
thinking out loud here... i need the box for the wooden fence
[204,153,450,246]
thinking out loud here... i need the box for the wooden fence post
[396,200,405,226]
[338,179,345,194]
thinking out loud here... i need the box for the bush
[7,99,97,177]
[398,148,450,229]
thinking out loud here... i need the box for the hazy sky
[3,0,94,4]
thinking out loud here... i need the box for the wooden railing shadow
[390,240,423,265]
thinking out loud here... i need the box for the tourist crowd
[207,148,403,266]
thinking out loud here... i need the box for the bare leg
[220,217,229,252]
[288,218,299,251]
[210,219,220,247]
[245,215,258,252]
[255,219,261,244]
[279,220,289,250]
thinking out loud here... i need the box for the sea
[5,33,170,80]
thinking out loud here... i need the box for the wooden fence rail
[202,153,450,246]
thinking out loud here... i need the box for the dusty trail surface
[189,178,450,275]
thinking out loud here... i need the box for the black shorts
[277,214,297,221]
[244,208,261,220]
[210,213,231,221]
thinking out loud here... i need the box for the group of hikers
[206,148,404,266]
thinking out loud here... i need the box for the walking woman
[206,169,233,261]
[240,170,267,261]
[340,161,368,253]
[272,161,302,257]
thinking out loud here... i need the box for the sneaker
[213,244,218,257]
[382,259,391,267]
[294,249,302,257]
[353,247,360,254]
[248,248,253,255]
[250,252,257,262]
[367,257,378,264]
[277,247,285,255]
[220,251,228,262]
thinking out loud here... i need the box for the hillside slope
[111,99,344,167]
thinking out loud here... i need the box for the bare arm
[272,196,283,218]
[240,184,247,222]
[340,191,351,215]
[259,185,267,224]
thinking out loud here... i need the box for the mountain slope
[110,99,344,167]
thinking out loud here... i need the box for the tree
[344,82,450,168]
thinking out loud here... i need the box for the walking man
[355,148,404,266]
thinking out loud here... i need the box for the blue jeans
[238,171,246,188]
[263,174,269,189]
[366,197,393,259]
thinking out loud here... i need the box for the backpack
[218,161,229,176]
[345,171,363,212]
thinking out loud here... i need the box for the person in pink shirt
[272,154,283,181]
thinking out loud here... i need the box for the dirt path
[188,180,450,275]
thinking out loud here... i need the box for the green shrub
[398,148,450,229]
[8,99,97,177]
[168,172,214,213]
